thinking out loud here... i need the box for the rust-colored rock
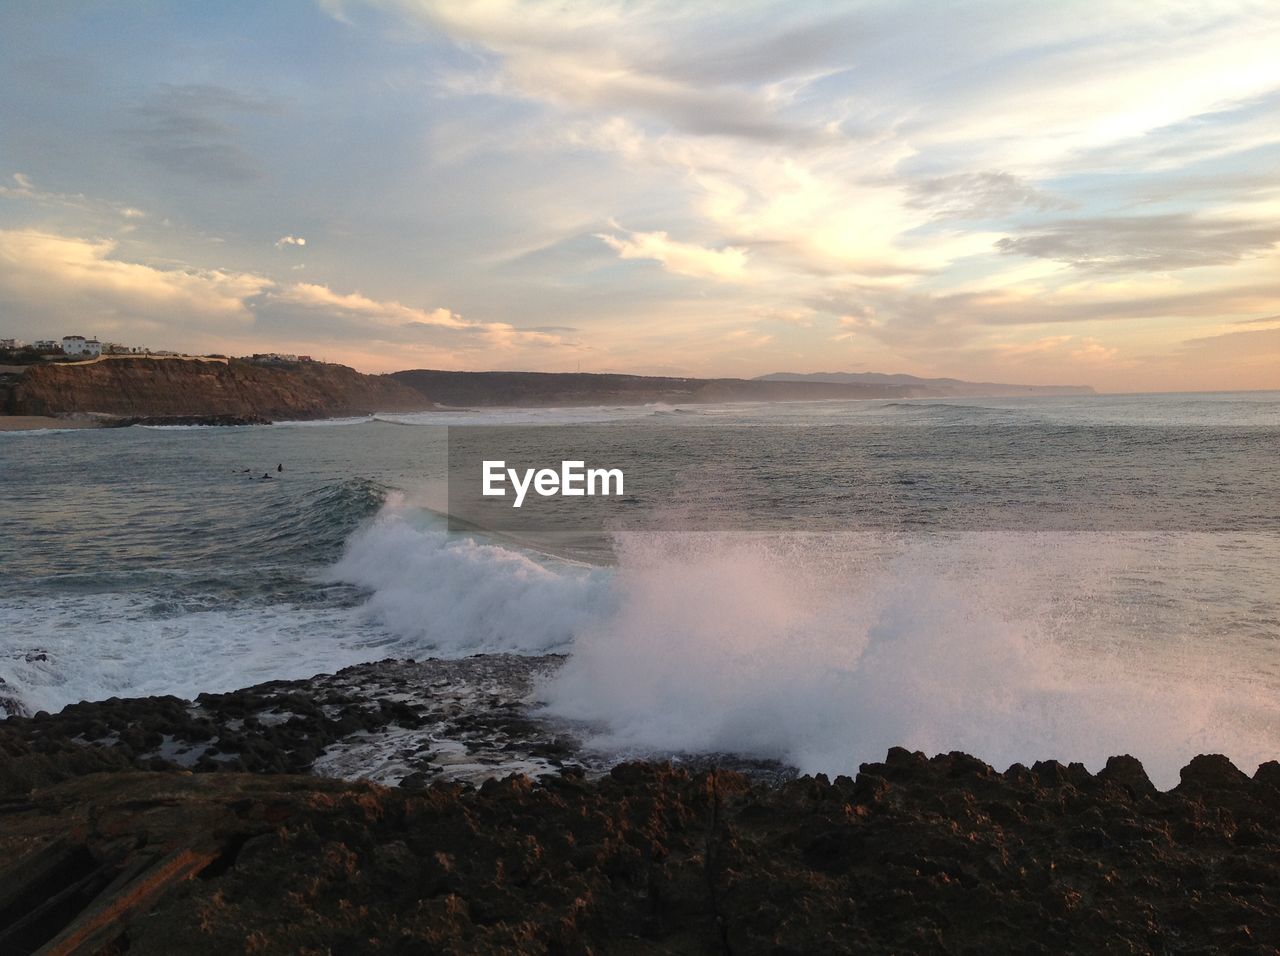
[10,357,430,421]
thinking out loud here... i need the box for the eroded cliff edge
[8,357,431,421]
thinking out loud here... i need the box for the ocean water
[2,392,1279,787]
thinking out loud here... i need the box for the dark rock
[110,414,273,427]
[1178,753,1252,790]
[1253,760,1280,789]
[3,657,1279,954]
[1098,754,1157,797]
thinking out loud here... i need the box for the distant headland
[0,347,1095,428]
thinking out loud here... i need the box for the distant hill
[0,360,1096,424]
[390,369,911,406]
[756,372,1095,397]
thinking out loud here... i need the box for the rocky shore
[2,657,1278,953]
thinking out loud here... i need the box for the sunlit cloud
[997,214,1280,273]
[0,229,269,328]
[597,228,748,282]
[1,1,1278,388]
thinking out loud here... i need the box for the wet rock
[108,414,273,427]
[0,655,591,791]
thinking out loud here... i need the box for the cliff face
[392,369,910,406]
[11,358,431,420]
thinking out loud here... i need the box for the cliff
[392,369,911,406]
[9,357,431,421]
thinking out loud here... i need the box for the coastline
[3,656,1278,953]
[0,414,103,432]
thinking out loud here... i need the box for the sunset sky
[2,1,1279,390]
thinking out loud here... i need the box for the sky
[1,1,1279,391]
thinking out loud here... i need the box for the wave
[0,593,386,717]
[7,489,1276,786]
[256,477,392,558]
[323,512,1279,788]
[879,402,1005,416]
[0,427,86,437]
[322,496,613,655]
[0,477,396,715]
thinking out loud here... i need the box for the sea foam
[327,503,1280,788]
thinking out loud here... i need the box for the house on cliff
[61,335,102,358]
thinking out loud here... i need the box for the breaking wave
[323,495,612,655]
[325,503,1280,788]
[6,485,1276,788]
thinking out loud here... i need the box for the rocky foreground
[2,662,1279,953]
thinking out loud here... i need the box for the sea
[2,392,1279,788]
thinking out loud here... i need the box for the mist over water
[3,393,1279,787]
[539,532,1279,789]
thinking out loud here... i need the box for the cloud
[328,0,1280,387]
[127,84,276,182]
[275,235,306,249]
[264,280,580,353]
[996,214,1280,273]
[992,335,1074,359]
[756,306,816,327]
[597,229,748,281]
[0,227,583,366]
[986,334,1121,366]
[1167,325,1280,389]
[1073,89,1280,174]
[1071,337,1120,364]
[724,328,774,348]
[6,2,1280,387]
[0,172,144,221]
[907,171,1074,220]
[1181,324,1280,355]
[1235,313,1280,326]
[808,274,1280,360]
[396,0,825,145]
[269,281,471,330]
[0,229,270,330]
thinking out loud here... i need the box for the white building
[33,340,59,351]
[62,335,103,358]
[0,338,21,349]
